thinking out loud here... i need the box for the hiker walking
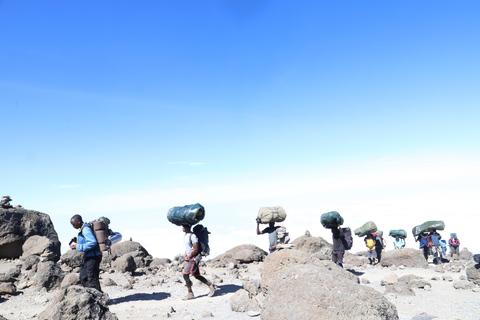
[331,224,346,268]
[181,225,216,300]
[449,233,460,257]
[429,229,443,264]
[373,232,385,263]
[416,232,429,261]
[256,220,280,253]
[364,233,377,265]
[70,214,102,292]
[393,235,406,249]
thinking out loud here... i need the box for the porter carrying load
[389,229,407,239]
[354,221,378,237]
[257,206,286,224]
[411,220,445,237]
[167,203,205,226]
[320,211,344,229]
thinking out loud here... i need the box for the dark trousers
[421,246,429,260]
[375,240,382,262]
[332,250,345,267]
[80,255,102,292]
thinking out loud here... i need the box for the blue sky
[1,1,479,258]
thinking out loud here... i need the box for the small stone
[385,293,397,299]
[424,285,431,291]
[398,265,405,270]
[201,311,214,318]
[361,278,370,284]
[443,275,453,282]
[248,310,261,317]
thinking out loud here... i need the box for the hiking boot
[182,292,195,300]
[208,284,217,297]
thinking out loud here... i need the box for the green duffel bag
[257,206,287,224]
[354,221,377,237]
[320,211,344,229]
[411,220,445,236]
[167,203,205,226]
[389,229,407,239]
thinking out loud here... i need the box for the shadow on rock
[109,292,171,305]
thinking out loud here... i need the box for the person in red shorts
[181,225,217,300]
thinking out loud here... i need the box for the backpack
[342,227,353,250]
[190,224,211,257]
[81,216,118,252]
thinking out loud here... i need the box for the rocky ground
[1,255,480,320]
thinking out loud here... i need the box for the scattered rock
[38,286,118,320]
[230,289,260,312]
[291,235,333,255]
[381,273,398,286]
[112,254,136,273]
[466,263,480,285]
[262,264,398,320]
[212,245,268,265]
[443,275,453,282]
[35,260,65,290]
[0,282,16,295]
[459,248,473,261]
[453,280,475,290]
[410,279,431,289]
[380,249,428,268]
[248,310,261,317]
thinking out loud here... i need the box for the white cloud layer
[54,155,480,259]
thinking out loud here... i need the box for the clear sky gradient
[1,1,479,259]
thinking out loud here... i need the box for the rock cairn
[1,195,13,208]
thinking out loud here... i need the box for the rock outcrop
[291,235,333,255]
[260,248,358,292]
[211,244,267,265]
[261,264,399,320]
[38,286,118,320]
[380,249,428,268]
[0,208,61,259]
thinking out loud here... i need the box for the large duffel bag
[320,211,344,229]
[411,220,445,236]
[167,203,205,226]
[354,221,377,237]
[257,206,286,224]
[389,229,407,239]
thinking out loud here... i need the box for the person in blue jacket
[70,214,102,292]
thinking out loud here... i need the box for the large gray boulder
[466,263,480,285]
[112,254,136,273]
[262,264,399,320]
[211,244,267,264]
[230,289,261,312]
[22,235,59,260]
[38,286,118,320]
[459,248,473,261]
[109,241,149,258]
[60,249,84,269]
[291,235,333,255]
[0,208,61,259]
[35,261,65,290]
[380,249,428,268]
[260,248,358,292]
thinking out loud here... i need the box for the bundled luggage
[354,221,377,237]
[257,206,286,224]
[84,216,122,252]
[320,211,344,229]
[389,229,407,239]
[411,220,445,236]
[167,203,205,226]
